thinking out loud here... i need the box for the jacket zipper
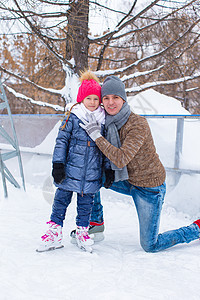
[81,140,90,196]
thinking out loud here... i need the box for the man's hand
[52,163,65,184]
[80,113,102,141]
[104,169,115,189]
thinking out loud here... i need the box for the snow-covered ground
[0,89,200,300]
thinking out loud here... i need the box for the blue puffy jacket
[52,113,104,194]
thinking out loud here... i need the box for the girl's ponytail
[60,103,79,130]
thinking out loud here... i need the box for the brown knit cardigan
[96,112,166,187]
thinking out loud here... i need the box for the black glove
[52,163,65,184]
[104,169,115,189]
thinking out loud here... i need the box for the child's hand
[104,169,115,189]
[52,163,65,184]
[80,113,102,141]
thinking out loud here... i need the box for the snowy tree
[0,0,200,113]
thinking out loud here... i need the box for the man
[75,75,200,252]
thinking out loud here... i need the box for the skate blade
[78,245,93,253]
[36,245,64,253]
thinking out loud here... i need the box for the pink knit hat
[76,79,101,103]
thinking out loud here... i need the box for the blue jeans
[91,179,200,252]
[51,188,94,227]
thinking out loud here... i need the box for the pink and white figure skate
[76,226,94,253]
[36,221,64,252]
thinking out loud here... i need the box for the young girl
[37,71,105,253]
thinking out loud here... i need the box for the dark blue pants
[51,188,94,227]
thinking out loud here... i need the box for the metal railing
[0,79,25,197]
[143,114,200,185]
[1,113,200,190]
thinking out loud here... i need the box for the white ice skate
[70,222,105,244]
[76,226,94,253]
[36,221,64,252]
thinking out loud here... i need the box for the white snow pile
[0,89,200,300]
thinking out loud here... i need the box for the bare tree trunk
[66,0,89,74]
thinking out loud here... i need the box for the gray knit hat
[101,75,127,101]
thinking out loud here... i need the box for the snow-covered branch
[5,85,64,111]
[0,66,63,96]
[95,16,200,78]
[121,66,164,81]
[127,72,200,94]
[120,32,200,83]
